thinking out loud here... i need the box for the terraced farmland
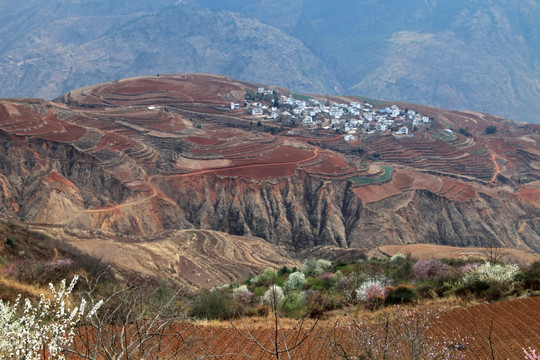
[2,74,540,253]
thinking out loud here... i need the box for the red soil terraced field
[367,132,495,182]
[59,228,300,289]
[186,136,222,145]
[351,166,477,204]
[353,181,403,203]
[62,74,251,111]
[0,101,87,143]
[299,148,359,178]
[3,74,540,252]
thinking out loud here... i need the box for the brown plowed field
[393,170,414,189]
[353,182,403,203]
[214,163,299,180]
[66,74,247,110]
[68,298,539,359]
[433,297,540,359]
[517,188,540,206]
[379,243,540,263]
[186,136,222,145]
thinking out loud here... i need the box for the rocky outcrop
[152,173,540,253]
[0,133,132,220]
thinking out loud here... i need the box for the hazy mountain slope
[0,0,178,99]
[194,0,540,123]
[0,2,337,99]
[2,0,540,121]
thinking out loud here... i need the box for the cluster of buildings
[232,90,432,142]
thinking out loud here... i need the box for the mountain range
[1,1,539,123]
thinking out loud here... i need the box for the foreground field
[68,297,539,359]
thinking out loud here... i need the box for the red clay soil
[40,121,87,143]
[300,149,355,176]
[433,297,540,359]
[379,243,540,263]
[186,136,222,145]
[68,74,247,110]
[233,147,314,165]
[392,170,414,189]
[66,298,539,359]
[41,170,76,188]
[516,188,540,206]
[96,132,138,152]
[214,163,299,180]
[451,183,477,202]
[353,182,403,203]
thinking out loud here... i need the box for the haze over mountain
[0,1,337,100]
[1,0,539,123]
[195,0,540,124]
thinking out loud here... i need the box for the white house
[302,116,314,126]
[257,87,265,94]
[422,116,430,123]
[331,118,341,126]
[395,126,409,135]
[344,134,355,142]
[329,108,343,117]
[252,108,264,116]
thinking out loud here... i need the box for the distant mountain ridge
[1,1,540,123]
[194,0,540,123]
[0,1,337,100]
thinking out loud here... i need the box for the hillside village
[232,88,432,141]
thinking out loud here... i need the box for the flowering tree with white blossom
[0,276,102,360]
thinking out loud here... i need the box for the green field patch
[469,149,486,155]
[350,95,389,107]
[432,128,457,142]
[292,93,313,101]
[350,165,393,186]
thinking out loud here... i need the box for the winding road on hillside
[489,152,502,183]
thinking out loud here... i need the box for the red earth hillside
[0,74,540,255]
